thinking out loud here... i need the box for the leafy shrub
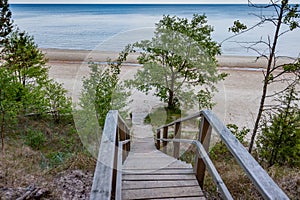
[24,129,46,150]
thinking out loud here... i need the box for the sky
[9,0,300,4]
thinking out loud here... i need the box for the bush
[257,87,300,167]
[24,129,46,150]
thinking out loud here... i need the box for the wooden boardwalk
[121,113,205,200]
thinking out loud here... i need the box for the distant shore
[42,48,296,69]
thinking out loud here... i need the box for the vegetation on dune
[0,0,94,198]
[127,14,227,113]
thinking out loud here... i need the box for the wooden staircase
[90,110,289,200]
[122,124,205,199]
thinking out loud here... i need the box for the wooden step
[121,121,205,199]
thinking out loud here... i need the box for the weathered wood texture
[90,111,130,200]
[122,123,205,200]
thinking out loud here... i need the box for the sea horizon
[10,4,300,57]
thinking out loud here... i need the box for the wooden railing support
[173,122,181,159]
[156,130,161,150]
[162,126,168,154]
[195,116,212,188]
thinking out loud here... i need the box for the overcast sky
[9,0,299,4]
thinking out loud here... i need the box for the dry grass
[203,145,300,199]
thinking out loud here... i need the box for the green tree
[43,80,72,123]
[76,49,131,157]
[228,0,300,153]
[2,29,72,119]
[257,87,300,167]
[3,30,48,87]
[0,0,72,153]
[0,0,13,46]
[129,14,226,111]
[79,47,131,127]
[0,68,20,153]
[1,30,52,115]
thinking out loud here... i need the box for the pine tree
[0,0,13,46]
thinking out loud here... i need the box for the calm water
[10,4,300,56]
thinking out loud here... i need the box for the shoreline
[41,48,296,69]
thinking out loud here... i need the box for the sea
[10,4,300,57]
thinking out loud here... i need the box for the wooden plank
[155,197,206,200]
[123,174,196,181]
[122,186,204,199]
[123,168,194,175]
[122,180,199,190]
[123,159,191,169]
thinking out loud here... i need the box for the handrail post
[118,121,127,163]
[173,122,181,159]
[125,126,130,160]
[111,127,119,199]
[162,127,168,154]
[156,129,161,150]
[194,116,212,188]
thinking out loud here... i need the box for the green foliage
[257,87,300,167]
[24,129,46,150]
[283,3,299,30]
[227,123,250,144]
[1,29,71,119]
[128,14,227,110]
[228,20,247,33]
[77,48,131,158]
[0,3,72,152]
[2,30,48,87]
[0,67,20,152]
[0,0,13,46]
[44,80,72,123]
[80,60,130,127]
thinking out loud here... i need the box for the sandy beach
[45,48,296,134]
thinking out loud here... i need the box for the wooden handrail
[156,110,289,200]
[90,110,131,200]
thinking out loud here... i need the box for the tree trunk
[168,89,174,109]
[1,111,5,154]
[248,1,286,153]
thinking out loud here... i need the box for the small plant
[24,129,46,150]
[227,123,249,144]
